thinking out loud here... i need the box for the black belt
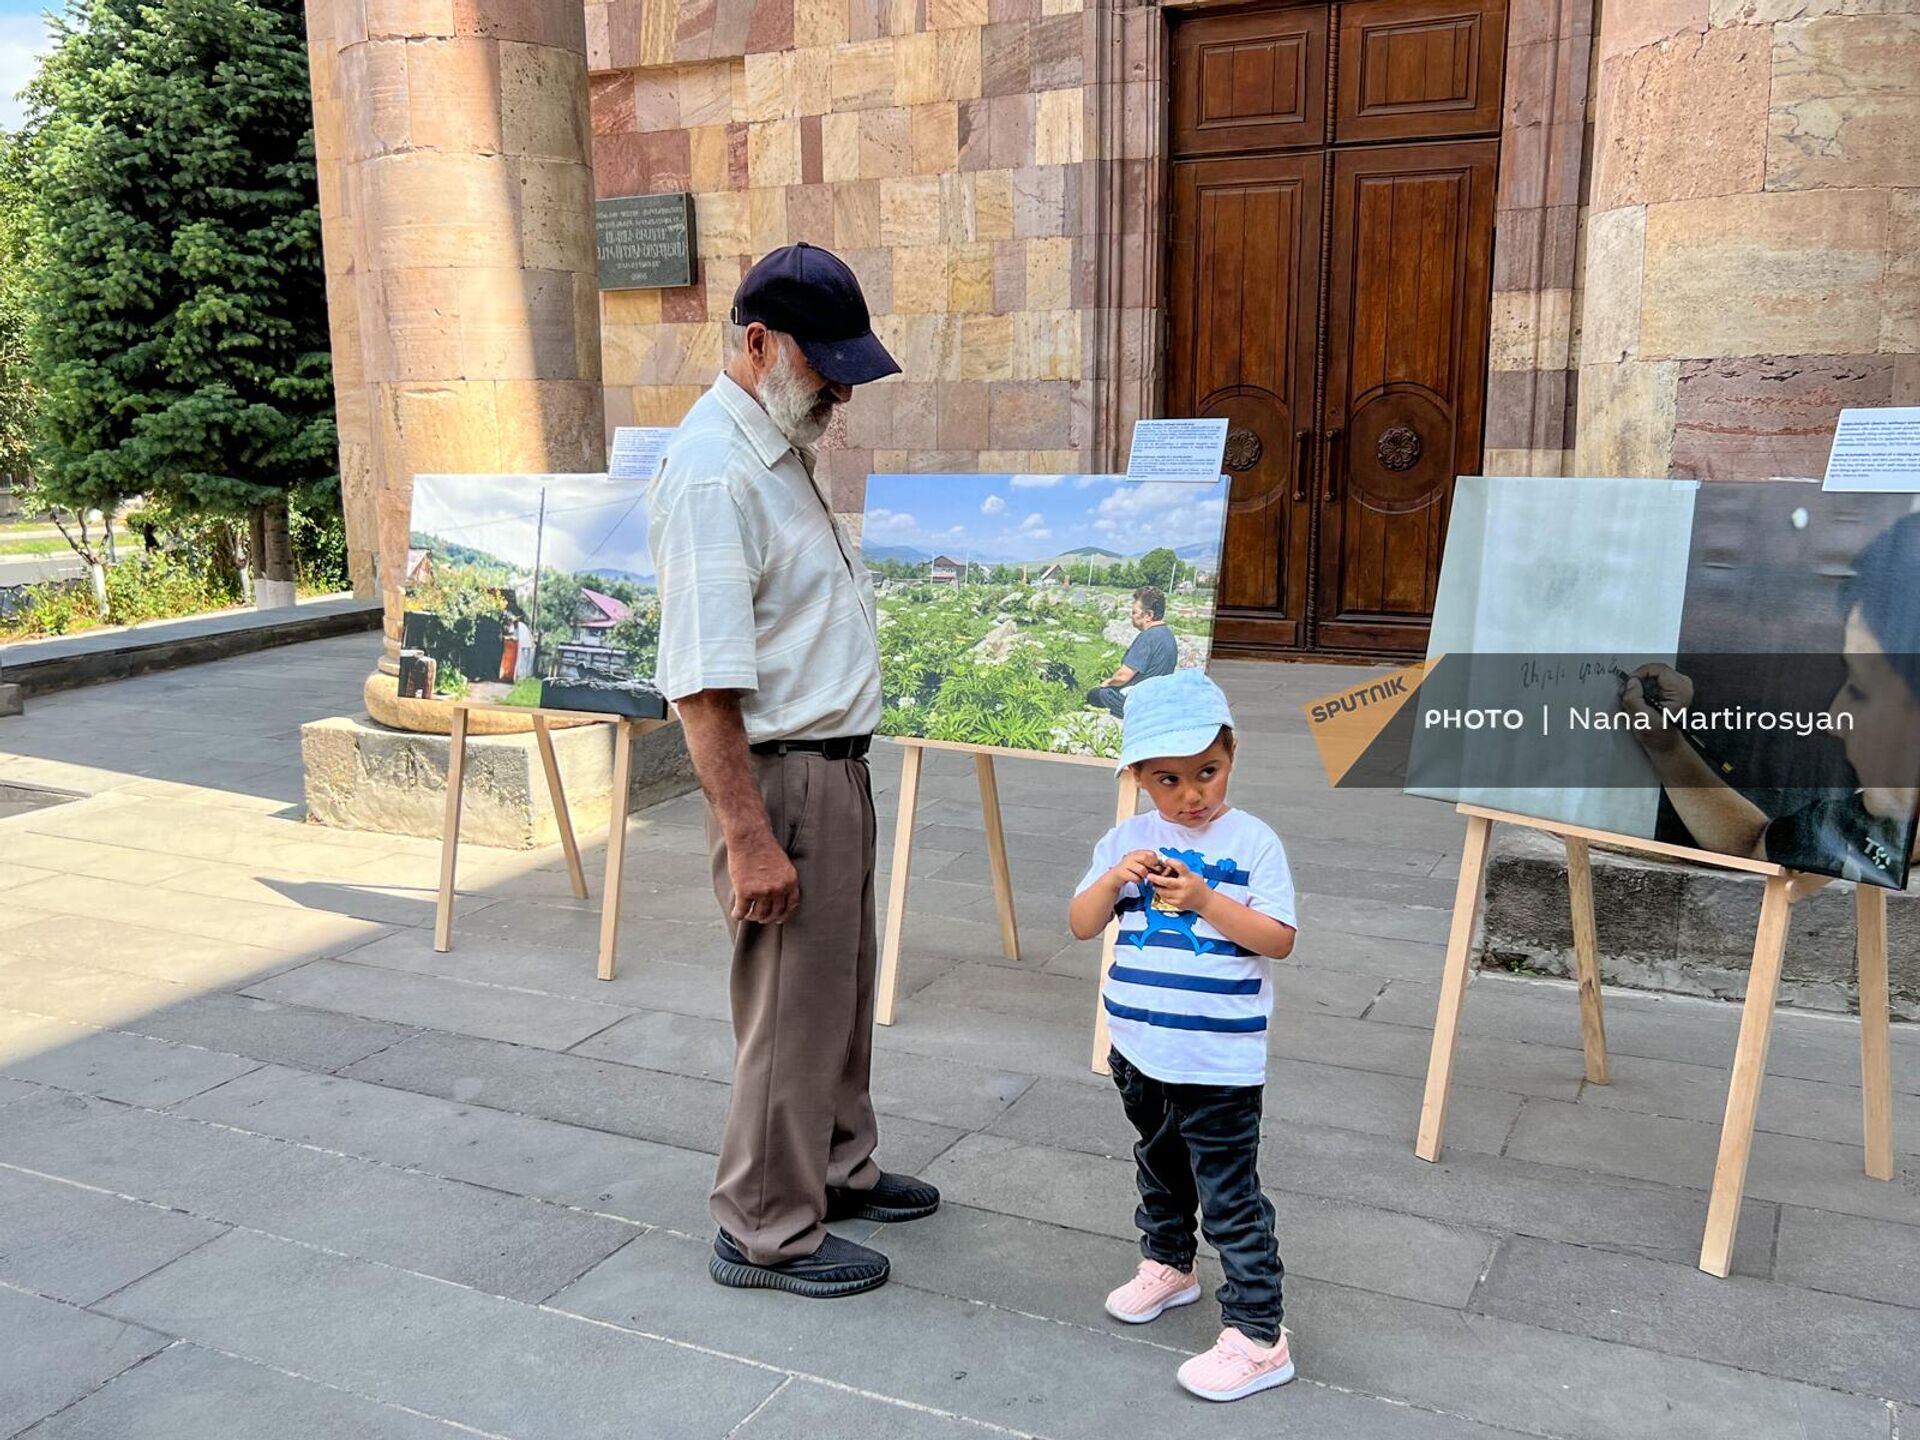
[750,734,872,760]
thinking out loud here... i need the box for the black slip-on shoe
[826,1171,941,1223]
[709,1231,890,1298]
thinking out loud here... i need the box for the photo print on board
[401,474,666,719]
[861,472,1232,760]
[1399,476,1920,888]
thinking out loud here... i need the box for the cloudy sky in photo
[862,473,1229,565]
[411,474,654,582]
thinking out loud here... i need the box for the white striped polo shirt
[1077,808,1298,1087]
[648,373,881,743]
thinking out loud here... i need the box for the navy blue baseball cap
[730,242,900,386]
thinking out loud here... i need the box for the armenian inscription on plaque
[596,193,696,290]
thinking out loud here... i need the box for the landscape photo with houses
[861,473,1231,759]
[400,473,666,718]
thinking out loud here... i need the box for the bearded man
[648,243,940,1299]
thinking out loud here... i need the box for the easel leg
[975,754,1021,962]
[433,707,470,954]
[876,743,924,1027]
[1416,813,1494,1160]
[533,714,588,901]
[1857,882,1894,1182]
[1700,873,1793,1277]
[1089,772,1139,1076]
[1564,836,1610,1085]
[597,721,635,982]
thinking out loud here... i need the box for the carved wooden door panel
[1166,0,1503,658]
[1167,153,1322,653]
[1317,139,1496,654]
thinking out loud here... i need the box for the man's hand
[730,831,800,925]
[1149,856,1212,912]
[675,688,801,925]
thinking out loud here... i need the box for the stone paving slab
[552,1229,1552,1440]
[0,859,59,890]
[239,958,633,1051]
[0,1009,263,1107]
[23,1343,479,1440]
[905,1176,1496,1314]
[1771,1205,1920,1309]
[987,1061,1521,1162]
[0,956,234,1035]
[98,1229,782,1440]
[0,1090,639,1303]
[2,913,314,987]
[0,1164,226,1306]
[567,1009,1037,1132]
[148,863,458,931]
[1572,1050,1920,1155]
[1370,974,1920,1094]
[327,921,742,1006]
[172,1065,722,1235]
[1475,1234,1920,1404]
[3,870,391,953]
[1286,1275,1892,1440]
[0,1285,171,1437]
[726,1380,1021,1440]
[341,1028,738,1155]
[937,1122,1781,1278]
[1264,1009,1588,1101]
[336,1027,966,1181]
[1505,1096,1920,1226]
[0,1075,42,1107]
[65,991,418,1073]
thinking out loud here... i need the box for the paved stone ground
[1,633,1916,1440]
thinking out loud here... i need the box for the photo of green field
[862,473,1229,759]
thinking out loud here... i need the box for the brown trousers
[706,748,881,1264]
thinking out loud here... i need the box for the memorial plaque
[596,193,696,290]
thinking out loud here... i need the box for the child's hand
[1110,849,1162,888]
[1148,856,1213,913]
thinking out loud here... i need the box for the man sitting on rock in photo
[1088,585,1178,717]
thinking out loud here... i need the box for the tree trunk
[254,501,296,610]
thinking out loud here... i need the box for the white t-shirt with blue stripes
[1077,808,1297,1088]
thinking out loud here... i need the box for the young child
[1068,668,1299,1403]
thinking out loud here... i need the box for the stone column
[306,0,607,728]
[1575,0,1919,480]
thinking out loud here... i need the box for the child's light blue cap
[1115,669,1234,773]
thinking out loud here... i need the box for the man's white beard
[761,346,836,448]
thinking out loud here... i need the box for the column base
[300,711,695,849]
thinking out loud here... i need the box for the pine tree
[22,0,334,604]
[0,132,35,488]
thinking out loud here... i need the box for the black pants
[1109,1048,1283,1344]
[1086,686,1127,717]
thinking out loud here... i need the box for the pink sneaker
[1176,1327,1296,1402]
[1103,1259,1201,1324]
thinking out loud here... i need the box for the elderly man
[649,243,939,1299]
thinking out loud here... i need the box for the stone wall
[1573,0,1919,480]
[586,0,1103,512]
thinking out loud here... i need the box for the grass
[0,537,70,555]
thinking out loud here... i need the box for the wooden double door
[1168,0,1504,657]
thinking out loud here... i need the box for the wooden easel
[433,700,669,981]
[873,736,1141,1074]
[1417,801,1897,1278]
